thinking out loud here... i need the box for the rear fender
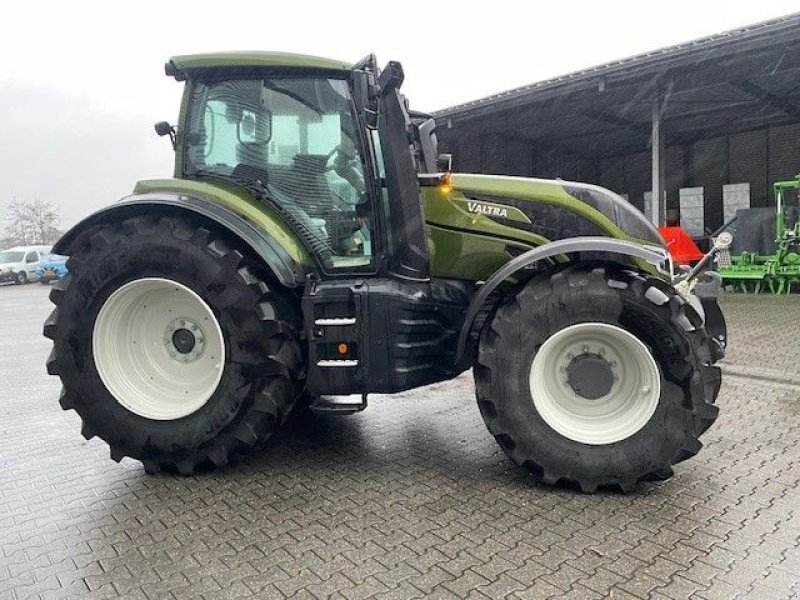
[455,236,669,366]
[53,193,307,288]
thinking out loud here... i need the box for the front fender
[455,236,670,365]
[687,271,727,354]
[54,193,307,288]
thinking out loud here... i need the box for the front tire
[15,271,27,284]
[44,215,305,474]
[475,264,719,493]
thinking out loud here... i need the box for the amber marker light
[337,343,349,355]
[439,172,453,196]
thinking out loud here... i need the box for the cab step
[309,394,368,415]
[314,317,357,326]
[317,359,359,367]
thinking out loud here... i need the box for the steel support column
[651,97,666,226]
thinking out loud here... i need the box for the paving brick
[618,572,670,598]
[509,579,563,599]
[2,286,800,600]
[476,573,527,599]
[696,578,741,600]
[440,570,492,597]
[580,567,629,595]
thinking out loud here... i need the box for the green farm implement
[719,175,800,294]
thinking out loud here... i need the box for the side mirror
[154,121,173,136]
[236,109,271,145]
[154,121,176,150]
[377,61,404,95]
[436,153,453,172]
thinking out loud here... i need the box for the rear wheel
[44,214,305,474]
[92,278,227,421]
[475,263,719,493]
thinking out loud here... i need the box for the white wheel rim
[529,323,661,445]
[92,278,225,420]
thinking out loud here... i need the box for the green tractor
[44,53,728,492]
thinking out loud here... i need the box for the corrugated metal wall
[729,130,767,207]
[439,123,800,231]
[768,123,800,190]
[692,137,727,231]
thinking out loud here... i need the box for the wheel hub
[566,353,615,400]
[172,329,196,354]
[164,318,205,362]
[92,278,225,420]
[529,322,661,445]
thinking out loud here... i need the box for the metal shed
[434,14,800,233]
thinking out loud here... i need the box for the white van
[0,245,52,284]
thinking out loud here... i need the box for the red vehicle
[659,226,704,265]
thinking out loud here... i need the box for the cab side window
[25,252,38,264]
[187,77,373,270]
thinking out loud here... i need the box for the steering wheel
[324,144,352,173]
[324,144,366,195]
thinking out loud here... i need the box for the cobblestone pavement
[1,284,799,600]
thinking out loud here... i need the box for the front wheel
[475,264,720,493]
[15,271,27,284]
[44,214,305,474]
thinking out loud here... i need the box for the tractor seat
[232,163,269,184]
[269,154,334,221]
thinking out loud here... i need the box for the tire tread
[475,262,720,493]
[44,214,304,474]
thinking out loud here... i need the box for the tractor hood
[425,173,664,248]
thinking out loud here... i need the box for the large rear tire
[44,215,305,474]
[475,263,720,493]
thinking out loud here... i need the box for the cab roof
[168,51,352,77]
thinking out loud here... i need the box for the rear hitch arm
[674,232,733,292]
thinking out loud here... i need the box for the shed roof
[434,14,800,159]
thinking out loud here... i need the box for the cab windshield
[0,251,24,264]
[184,76,372,268]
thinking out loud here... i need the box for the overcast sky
[2,0,798,229]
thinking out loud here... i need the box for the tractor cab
[167,53,432,281]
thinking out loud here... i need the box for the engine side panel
[423,173,663,281]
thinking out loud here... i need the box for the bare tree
[3,198,62,246]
